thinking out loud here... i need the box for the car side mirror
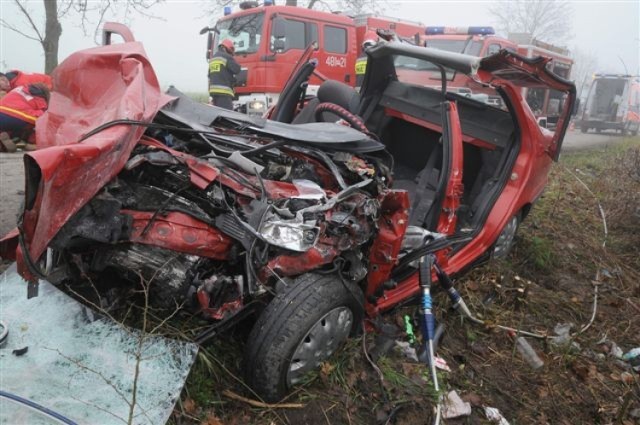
[572,98,580,116]
[273,39,285,51]
[272,17,286,39]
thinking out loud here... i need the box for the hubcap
[493,216,519,258]
[286,307,353,386]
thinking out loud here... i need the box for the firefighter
[0,83,50,152]
[4,70,53,90]
[355,31,378,92]
[209,39,241,110]
[0,73,10,99]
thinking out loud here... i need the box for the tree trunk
[285,0,297,6]
[43,0,62,74]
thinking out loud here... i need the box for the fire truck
[421,28,573,128]
[200,1,424,115]
[511,34,574,128]
[579,74,640,135]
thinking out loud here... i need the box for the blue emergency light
[224,6,232,15]
[425,27,445,35]
[468,26,495,35]
[264,0,273,5]
[425,26,495,36]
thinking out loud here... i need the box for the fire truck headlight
[248,100,266,112]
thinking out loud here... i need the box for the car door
[478,51,576,160]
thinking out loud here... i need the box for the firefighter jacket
[0,85,48,124]
[355,55,368,88]
[208,50,241,97]
[6,70,53,90]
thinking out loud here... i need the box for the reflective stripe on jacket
[0,85,48,124]
[208,50,241,96]
[355,56,368,87]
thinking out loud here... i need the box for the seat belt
[409,144,442,227]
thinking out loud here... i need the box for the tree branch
[0,18,42,42]
[12,0,45,41]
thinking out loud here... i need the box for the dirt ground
[1,135,639,425]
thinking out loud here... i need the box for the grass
[168,136,640,424]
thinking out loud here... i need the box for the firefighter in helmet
[355,31,378,92]
[209,39,241,110]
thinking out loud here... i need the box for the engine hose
[0,390,78,425]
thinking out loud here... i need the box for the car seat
[292,80,361,125]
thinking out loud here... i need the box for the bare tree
[571,47,599,99]
[0,0,163,74]
[489,0,573,44]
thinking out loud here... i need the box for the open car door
[478,51,577,160]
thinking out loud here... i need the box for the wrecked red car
[0,31,575,401]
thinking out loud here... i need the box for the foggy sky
[1,0,638,92]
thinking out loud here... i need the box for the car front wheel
[244,273,364,402]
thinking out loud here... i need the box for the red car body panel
[15,42,169,278]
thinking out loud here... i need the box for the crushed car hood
[19,42,169,267]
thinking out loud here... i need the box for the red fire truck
[513,35,574,128]
[421,28,573,128]
[201,1,424,115]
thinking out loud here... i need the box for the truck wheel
[244,273,364,402]
[492,214,521,259]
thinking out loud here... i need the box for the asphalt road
[0,130,629,238]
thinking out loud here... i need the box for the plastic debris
[550,323,573,347]
[622,347,640,371]
[620,372,634,384]
[441,391,471,419]
[403,315,416,344]
[11,347,28,356]
[485,406,511,424]
[610,342,624,359]
[395,341,419,362]
[434,356,452,372]
[516,337,544,369]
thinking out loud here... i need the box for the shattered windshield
[393,54,506,109]
[216,12,264,54]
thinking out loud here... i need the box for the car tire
[244,273,364,402]
[580,125,588,134]
[492,214,521,259]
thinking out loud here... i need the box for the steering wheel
[314,102,368,134]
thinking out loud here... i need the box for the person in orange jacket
[0,83,50,152]
[4,70,53,90]
[0,73,11,99]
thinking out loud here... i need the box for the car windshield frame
[392,53,509,110]
[215,12,265,55]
